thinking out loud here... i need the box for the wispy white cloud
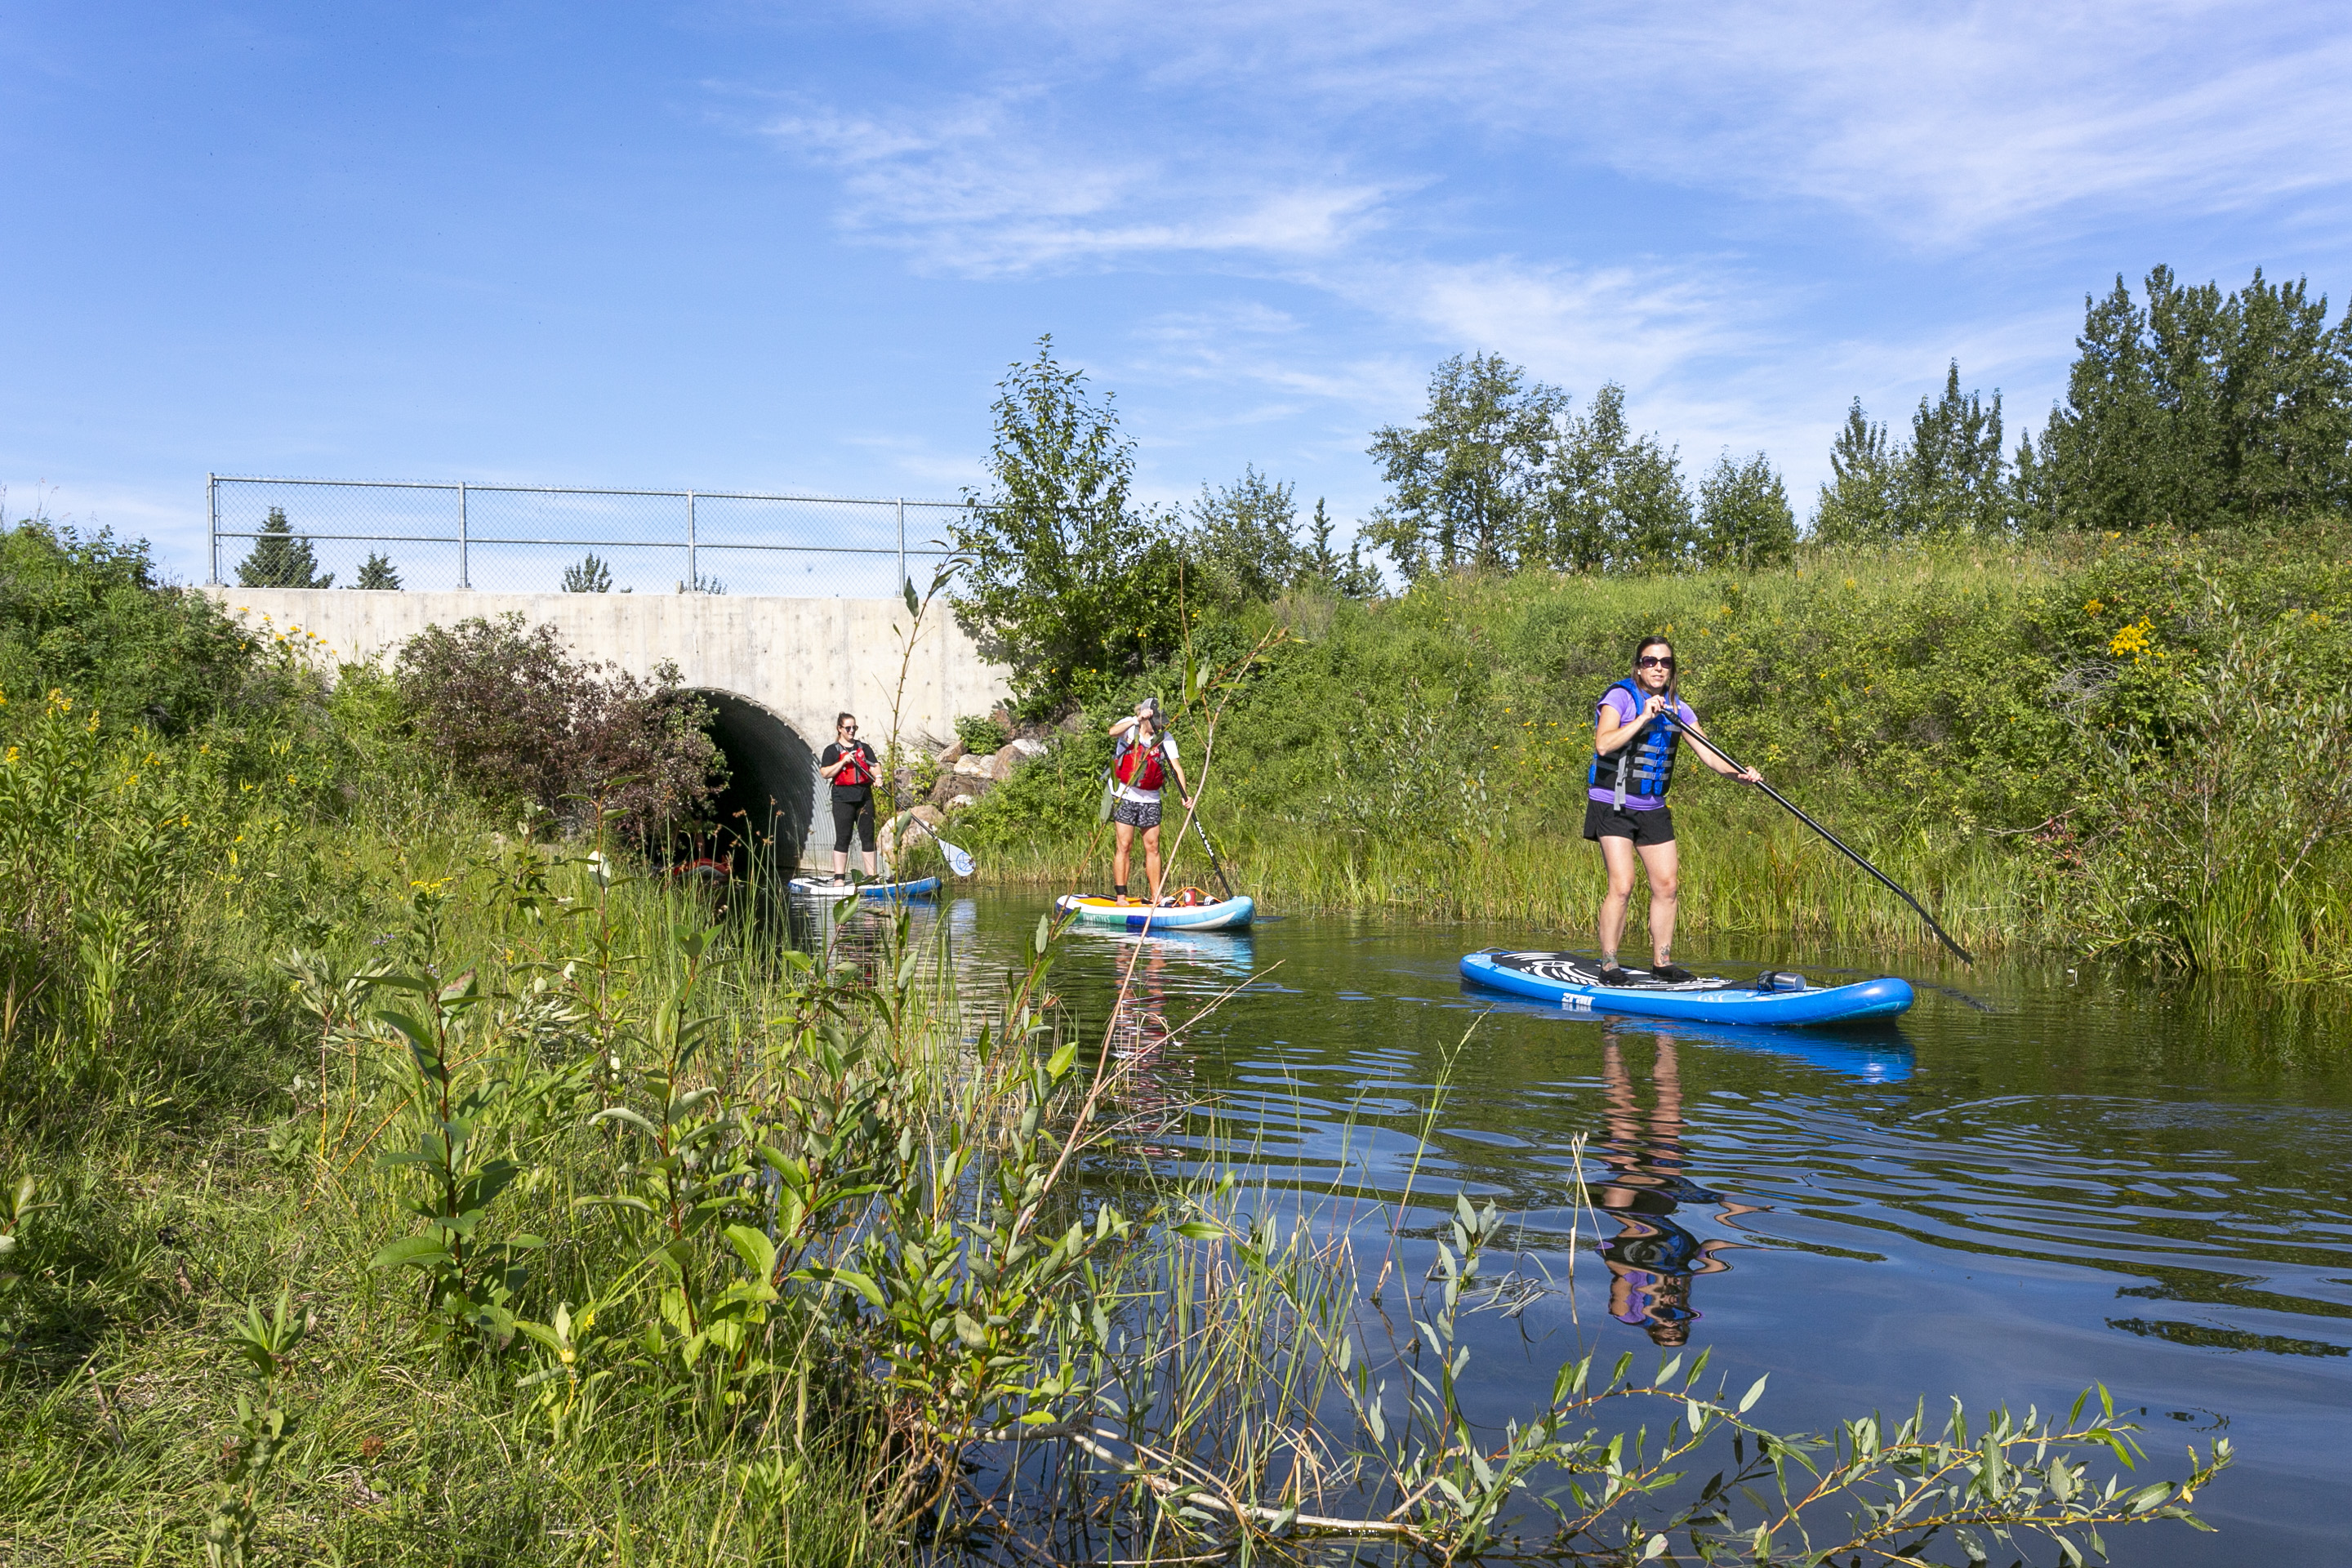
[760,93,1394,274]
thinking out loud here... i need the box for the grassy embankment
[958,528,2352,979]
[0,521,2234,1563]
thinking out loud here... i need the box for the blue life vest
[1588,678,1678,806]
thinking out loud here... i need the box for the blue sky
[7,1,2350,583]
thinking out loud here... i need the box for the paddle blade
[938,838,976,877]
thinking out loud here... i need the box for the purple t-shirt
[1588,688,1697,812]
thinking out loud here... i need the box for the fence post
[687,490,697,592]
[457,480,470,590]
[207,473,219,585]
[896,497,906,595]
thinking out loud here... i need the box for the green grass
[955,528,2352,979]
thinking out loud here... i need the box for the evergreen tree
[1188,466,1300,605]
[352,552,402,590]
[234,506,333,588]
[948,336,1186,706]
[564,554,613,593]
[1902,362,2007,535]
[1696,452,1797,569]
[1297,498,1384,599]
[2025,265,2352,531]
[1365,353,1566,579]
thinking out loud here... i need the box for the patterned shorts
[1111,796,1162,830]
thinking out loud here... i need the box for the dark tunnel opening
[692,690,815,879]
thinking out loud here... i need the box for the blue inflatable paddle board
[1460,949,1912,1027]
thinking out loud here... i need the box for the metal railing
[207,474,969,597]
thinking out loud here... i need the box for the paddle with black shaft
[1680,728,1976,964]
[1190,814,1236,902]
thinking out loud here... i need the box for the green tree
[1811,364,2010,541]
[1695,451,1797,569]
[1297,498,1384,599]
[351,552,402,590]
[1540,384,1692,572]
[1189,466,1299,605]
[234,507,333,589]
[2025,265,2352,531]
[1365,353,1566,579]
[1811,400,1900,542]
[563,554,612,593]
[1902,362,2007,535]
[948,336,1185,707]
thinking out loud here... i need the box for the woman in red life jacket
[1106,698,1194,904]
[817,711,880,884]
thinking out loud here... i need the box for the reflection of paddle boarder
[1592,1037,1759,1346]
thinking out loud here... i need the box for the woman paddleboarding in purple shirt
[1585,635,1763,986]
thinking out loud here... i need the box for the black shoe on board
[1597,964,1634,987]
[1653,963,1697,983]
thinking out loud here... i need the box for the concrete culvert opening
[690,690,815,879]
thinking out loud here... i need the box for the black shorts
[831,790,875,852]
[1111,795,1161,830]
[1583,799,1674,846]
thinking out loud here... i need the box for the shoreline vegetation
[949,531,2352,982]
[1,535,2234,1560]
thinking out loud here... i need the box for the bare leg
[1112,821,1137,894]
[1142,824,1164,900]
[1638,839,1681,967]
[1596,835,1642,964]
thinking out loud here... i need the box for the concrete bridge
[210,588,1010,865]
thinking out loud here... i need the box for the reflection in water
[1592,1036,1764,1347]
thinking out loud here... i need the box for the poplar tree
[1188,466,1300,605]
[1696,452,1797,569]
[1365,353,1565,579]
[950,336,1184,706]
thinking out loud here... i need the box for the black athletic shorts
[831,789,875,852]
[1583,799,1674,846]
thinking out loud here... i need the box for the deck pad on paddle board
[788,875,942,901]
[1461,948,1912,1027]
[1054,893,1255,931]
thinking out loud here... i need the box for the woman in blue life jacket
[1107,698,1195,904]
[1587,636,1762,985]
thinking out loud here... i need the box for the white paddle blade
[939,839,976,877]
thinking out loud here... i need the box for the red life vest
[1114,736,1165,791]
[834,744,874,787]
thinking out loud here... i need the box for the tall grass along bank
[956,528,2352,981]
[0,514,2226,1562]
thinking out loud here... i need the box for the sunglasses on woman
[1637,655,1675,670]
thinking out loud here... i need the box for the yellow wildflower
[2083,599,2104,616]
[2108,618,2156,662]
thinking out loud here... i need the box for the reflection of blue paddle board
[1462,979,1915,1083]
[1461,950,1913,1027]
[1103,926,1258,976]
[1055,893,1254,931]
[789,875,942,901]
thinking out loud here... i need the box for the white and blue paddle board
[1460,949,1912,1027]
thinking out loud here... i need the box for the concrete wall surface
[203,588,1010,751]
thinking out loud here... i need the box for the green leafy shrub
[394,612,724,836]
[954,713,1009,755]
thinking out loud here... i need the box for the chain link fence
[207,474,967,597]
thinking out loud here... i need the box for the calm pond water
[826,893,2352,1565]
